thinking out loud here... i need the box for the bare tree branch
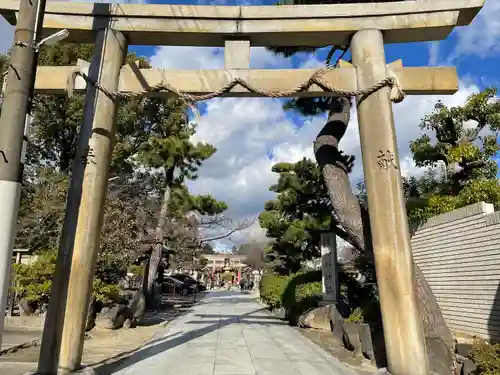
[198,215,256,243]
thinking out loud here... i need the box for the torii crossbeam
[0,1,485,375]
[33,58,459,97]
[0,0,484,46]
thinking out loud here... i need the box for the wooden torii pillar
[0,1,484,375]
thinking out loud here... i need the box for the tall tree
[356,88,500,223]
[132,103,222,304]
[29,43,151,173]
[259,158,330,273]
[14,43,162,294]
[15,167,69,251]
[407,89,500,221]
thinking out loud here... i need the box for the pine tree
[259,159,330,273]
[132,97,224,305]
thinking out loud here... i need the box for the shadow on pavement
[91,292,279,375]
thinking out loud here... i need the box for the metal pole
[0,0,46,349]
[350,29,429,375]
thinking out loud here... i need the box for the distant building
[204,253,247,272]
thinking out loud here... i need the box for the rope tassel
[65,67,80,99]
[387,70,405,103]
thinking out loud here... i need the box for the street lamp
[36,29,69,50]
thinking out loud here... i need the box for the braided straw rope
[66,65,406,103]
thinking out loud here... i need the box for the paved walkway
[101,291,363,375]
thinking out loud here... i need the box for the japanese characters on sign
[320,232,337,303]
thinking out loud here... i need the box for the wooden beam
[0,0,485,46]
[33,65,459,98]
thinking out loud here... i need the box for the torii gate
[0,1,484,374]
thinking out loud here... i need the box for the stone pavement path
[100,291,363,375]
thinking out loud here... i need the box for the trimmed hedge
[287,281,323,325]
[260,271,323,325]
[260,269,382,326]
[260,274,289,310]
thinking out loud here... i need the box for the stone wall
[4,315,46,330]
[411,202,500,342]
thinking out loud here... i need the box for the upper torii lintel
[0,0,485,47]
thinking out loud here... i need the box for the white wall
[412,202,500,342]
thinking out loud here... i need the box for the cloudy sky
[1,0,499,251]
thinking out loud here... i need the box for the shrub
[260,271,323,324]
[12,249,123,310]
[92,279,122,305]
[281,271,322,325]
[470,341,500,375]
[338,271,381,324]
[288,281,323,324]
[346,307,364,323]
[11,249,57,309]
[127,264,144,277]
[280,270,321,308]
[260,274,289,310]
[259,269,381,326]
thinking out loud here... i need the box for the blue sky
[1,0,499,251]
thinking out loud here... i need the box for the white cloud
[150,45,293,70]
[449,0,500,60]
[427,41,440,66]
[148,45,481,250]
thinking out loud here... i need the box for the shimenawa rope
[65,65,406,103]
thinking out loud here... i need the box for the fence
[411,202,500,342]
[162,282,197,304]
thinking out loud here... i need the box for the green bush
[92,279,121,305]
[260,271,323,325]
[281,271,322,325]
[346,307,364,323]
[11,249,57,307]
[260,269,383,326]
[287,281,323,324]
[260,274,289,310]
[280,270,321,308]
[12,248,122,309]
[127,264,144,277]
[338,271,381,324]
[470,341,500,375]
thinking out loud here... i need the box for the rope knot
[387,71,405,103]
